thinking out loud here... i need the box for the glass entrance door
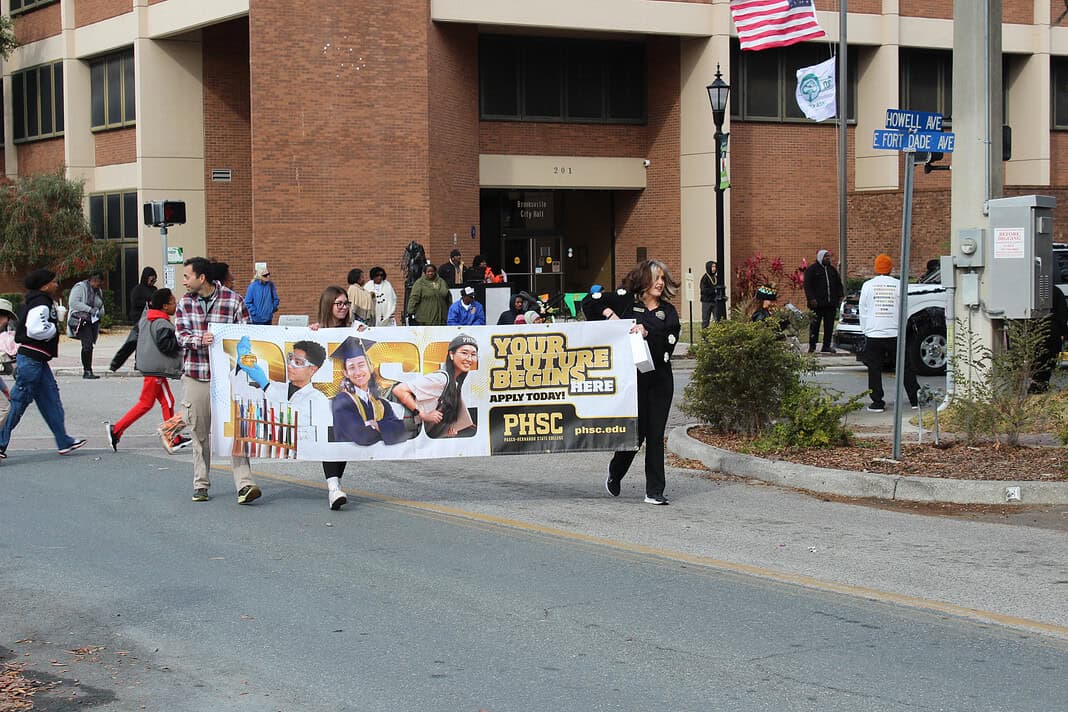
[502,235,563,298]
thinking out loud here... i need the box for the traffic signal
[923,151,946,174]
[143,200,187,228]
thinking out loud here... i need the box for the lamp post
[706,65,730,321]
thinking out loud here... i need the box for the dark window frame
[730,40,858,123]
[1051,56,1068,130]
[899,48,953,125]
[479,35,646,125]
[90,48,136,131]
[11,62,65,144]
[9,0,60,16]
[88,190,139,241]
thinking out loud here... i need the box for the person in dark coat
[803,248,844,353]
[330,336,407,446]
[604,260,681,505]
[699,260,722,327]
[497,293,529,325]
[129,266,157,318]
[1031,286,1068,392]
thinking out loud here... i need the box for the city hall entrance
[479,189,615,315]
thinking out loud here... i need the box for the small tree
[683,319,816,435]
[1,15,16,60]
[733,253,806,308]
[0,174,118,279]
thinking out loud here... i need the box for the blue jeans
[0,354,75,451]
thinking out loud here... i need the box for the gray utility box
[982,195,1055,318]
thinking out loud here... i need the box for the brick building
[2,0,1067,320]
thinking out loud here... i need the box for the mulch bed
[687,426,1068,481]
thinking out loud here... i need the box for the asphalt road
[1,373,1067,710]
[3,450,1067,711]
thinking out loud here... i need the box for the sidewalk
[50,327,138,377]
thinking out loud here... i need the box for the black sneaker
[643,495,669,505]
[237,485,262,505]
[866,404,885,413]
[104,421,119,452]
[170,435,192,452]
[191,488,210,502]
[605,474,621,497]
[82,371,100,380]
[58,438,87,455]
[0,449,7,460]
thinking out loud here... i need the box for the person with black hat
[751,285,778,323]
[0,268,87,461]
[447,286,486,326]
[329,336,407,449]
[392,333,478,438]
[437,249,464,287]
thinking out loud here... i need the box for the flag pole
[838,1,848,294]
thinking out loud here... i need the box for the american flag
[730,0,827,52]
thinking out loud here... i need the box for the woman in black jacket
[604,260,681,505]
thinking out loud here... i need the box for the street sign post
[871,110,955,460]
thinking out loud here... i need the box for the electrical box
[956,228,984,268]
[981,195,1055,318]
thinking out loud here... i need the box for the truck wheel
[910,326,947,376]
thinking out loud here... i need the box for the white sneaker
[328,489,348,511]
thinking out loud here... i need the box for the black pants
[863,336,918,407]
[76,320,100,371]
[610,366,673,498]
[323,461,346,478]
[808,306,836,350]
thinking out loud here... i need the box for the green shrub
[682,318,817,436]
[754,383,865,450]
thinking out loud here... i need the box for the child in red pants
[106,289,190,453]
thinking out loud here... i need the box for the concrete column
[951,0,1003,375]
[134,32,206,281]
[1004,52,1050,186]
[680,14,731,324]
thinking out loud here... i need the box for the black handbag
[68,311,91,337]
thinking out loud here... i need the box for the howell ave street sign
[873,109,955,153]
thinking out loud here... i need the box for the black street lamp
[706,65,730,321]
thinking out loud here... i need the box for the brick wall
[202,19,254,290]
[1003,0,1033,25]
[899,0,952,19]
[249,0,431,319]
[12,1,61,43]
[75,0,131,28]
[94,127,135,166]
[480,122,647,158]
[427,21,479,305]
[16,137,65,176]
[613,36,681,283]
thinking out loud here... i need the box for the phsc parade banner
[207,321,638,461]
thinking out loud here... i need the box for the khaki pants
[182,376,255,493]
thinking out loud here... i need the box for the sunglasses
[334,300,351,308]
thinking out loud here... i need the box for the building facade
[2,0,1068,320]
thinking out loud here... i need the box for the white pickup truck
[834,247,1068,376]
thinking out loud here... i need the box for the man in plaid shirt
[175,256,261,504]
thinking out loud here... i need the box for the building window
[730,40,857,122]
[900,49,952,123]
[479,35,645,124]
[88,191,139,241]
[1052,57,1068,130]
[11,62,64,143]
[9,0,60,14]
[90,49,136,130]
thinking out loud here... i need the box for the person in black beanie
[0,269,87,461]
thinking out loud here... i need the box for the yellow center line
[221,464,1068,642]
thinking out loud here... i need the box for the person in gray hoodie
[68,271,106,379]
[105,289,191,453]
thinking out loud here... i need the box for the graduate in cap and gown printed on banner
[329,336,408,446]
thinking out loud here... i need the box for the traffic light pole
[159,224,173,290]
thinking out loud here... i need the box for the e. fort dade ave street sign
[872,109,955,153]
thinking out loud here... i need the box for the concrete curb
[668,424,1068,505]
